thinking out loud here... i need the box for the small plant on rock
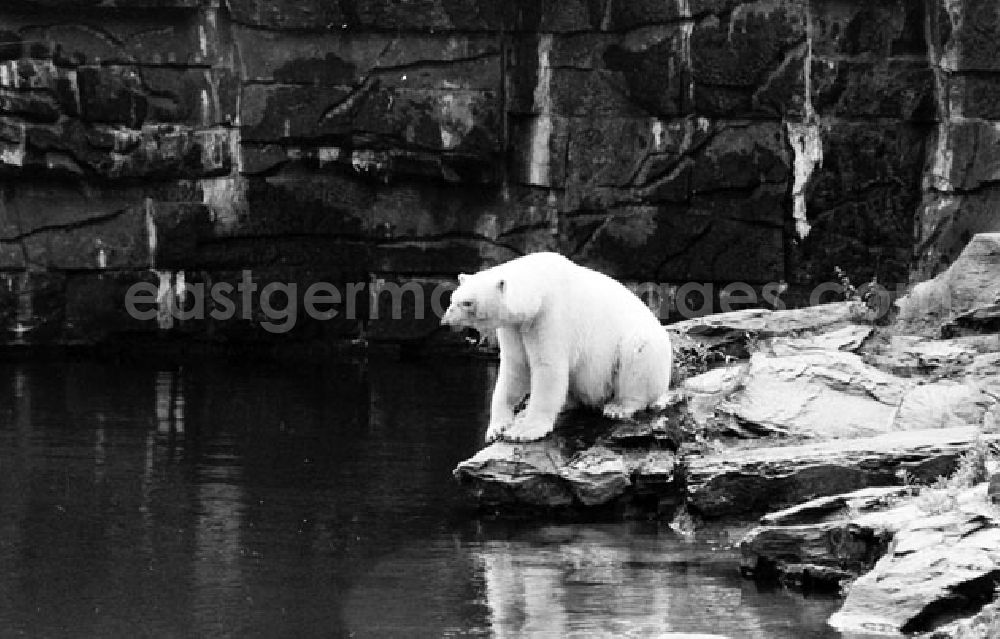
[673,339,715,383]
[949,438,996,489]
[834,265,892,325]
[743,330,762,355]
[916,439,999,515]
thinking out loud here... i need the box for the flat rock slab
[453,439,577,507]
[765,324,874,356]
[669,302,864,338]
[454,438,677,510]
[667,302,869,361]
[685,427,1000,518]
[718,350,908,439]
[760,485,913,526]
[682,364,749,428]
[739,520,886,589]
[829,500,1000,635]
[715,350,995,439]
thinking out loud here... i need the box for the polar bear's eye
[459,300,474,309]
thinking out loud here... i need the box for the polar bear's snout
[441,302,466,327]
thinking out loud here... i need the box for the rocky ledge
[453,233,1000,637]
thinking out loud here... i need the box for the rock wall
[0,0,995,345]
[914,0,1000,278]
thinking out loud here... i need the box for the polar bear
[441,252,672,443]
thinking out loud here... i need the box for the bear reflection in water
[442,252,673,443]
[344,523,842,638]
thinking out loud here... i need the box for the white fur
[441,252,672,443]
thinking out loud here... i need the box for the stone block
[0,59,60,92]
[366,276,454,342]
[352,87,501,153]
[63,271,161,342]
[565,118,656,190]
[0,30,20,61]
[937,0,1000,71]
[564,205,785,283]
[796,122,927,287]
[233,29,500,86]
[17,16,209,67]
[927,121,1000,192]
[374,240,510,276]
[689,121,790,194]
[78,65,149,128]
[239,143,289,175]
[193,236,372,272]
[521,0,598,32]
[0,180,143,239]
[11,0,200,7]
[236,167,372,237]
[240,84,352,142]
[142,67,240,126]
[102,125,233,179]
[810,0,927,58]
[690,3,807,117]
[242,81,500,155]
[0,89,61,123]
[946,74,1000,120]
[602,0,688,31]
[150,202,212,270]
[22,206,150,270]
[601,31,689,118]
[227,0,509,32]
[812,60,936,121]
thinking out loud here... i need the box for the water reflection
[155,370,185,435]
[0,358,843,638]
[470,524,842,638]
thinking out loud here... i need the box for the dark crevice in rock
[656,222,715,276]
[0,206,132,243]
[566,212,613,259]
[316,75,378,123]
[371,51,501,74]
[496,221,552,240]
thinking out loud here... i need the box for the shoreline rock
[829,489,1000,635]
[685,427,998,518]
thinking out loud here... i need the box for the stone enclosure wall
[0,0,996,346]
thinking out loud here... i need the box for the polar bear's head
[441,267,543,331]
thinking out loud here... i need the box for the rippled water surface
[0,357,844,638]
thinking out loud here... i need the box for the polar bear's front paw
[602,402,642,420]
[484,420,512,444]
[504,415,554,442]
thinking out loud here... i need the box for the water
[0,357,844,638]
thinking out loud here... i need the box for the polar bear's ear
[458,273,469,284]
